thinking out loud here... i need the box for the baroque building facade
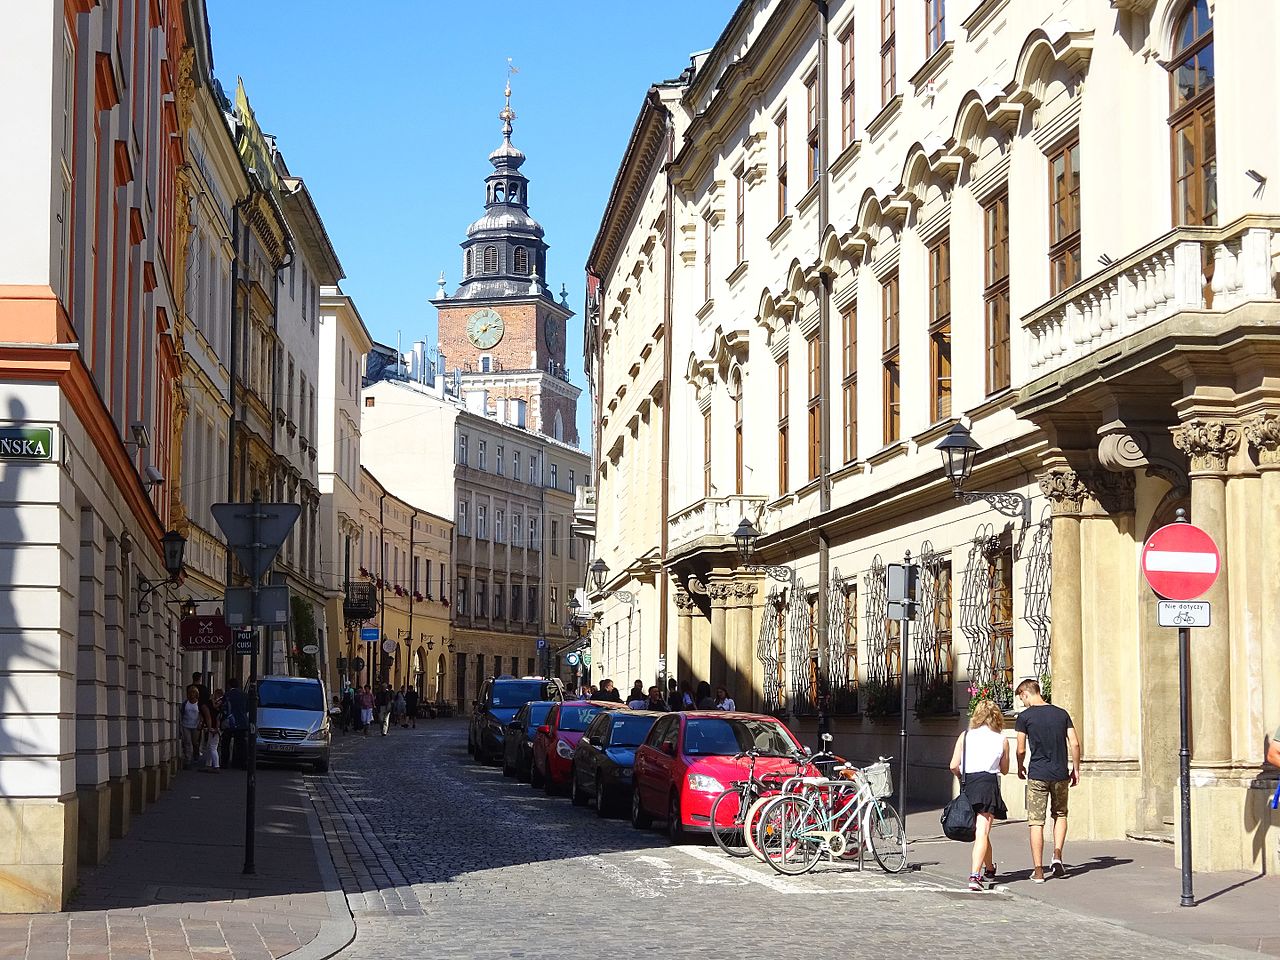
[587,0,1279,873]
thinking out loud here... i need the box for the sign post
[1141,508,1220,908]
[886,552,919,862]
[212,492,300,877]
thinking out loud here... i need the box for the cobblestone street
[311,720,1225,960]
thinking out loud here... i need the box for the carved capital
[1038,469,1089,515]
[1084,469,1136,515]
[731,582,758,600]
[708,583,733,603]
[1171,419,1240,474]
[674,588,695,612]
[1243,413,1280,467]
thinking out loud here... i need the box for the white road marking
[672,845,953,895]
[585,855,664,899]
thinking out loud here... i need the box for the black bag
[941,732,977,842]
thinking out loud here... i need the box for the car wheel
[530,757,544,788]
[570,767,587,806]
[667,792,684,844]
[595,777,609,818]
[631,788,653,829]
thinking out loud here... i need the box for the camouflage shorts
[1026,779,1069,826]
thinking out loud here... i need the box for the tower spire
[500,58,518,140]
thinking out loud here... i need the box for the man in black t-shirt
[1015,678,1081,883]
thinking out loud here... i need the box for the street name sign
[360,627,380,641]
[1141,522,1220,601]
[1158,600,1211,628]
[0,426,54,461]
[211,501,301,582]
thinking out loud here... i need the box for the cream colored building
[588,0,1280,872]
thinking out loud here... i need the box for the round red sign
[1141,522,1220,601]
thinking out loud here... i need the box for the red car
[631,711,806,841]
[531,700,620,794]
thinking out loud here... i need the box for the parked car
[503,700,556,780]
[255,675,330,773]
[531,700,621,794]
[571,710,662,816]
[468,676,564,764]
[631,711,806,841]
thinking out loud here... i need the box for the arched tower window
[464,248,472,277]
[494,183,506,203]
[507,181,521,204]
[483,246,498,273]
[553,409,564,441]
[514,246,530,275]
[1169,0,1216,225]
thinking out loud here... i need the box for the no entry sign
[1141,521,1220,601]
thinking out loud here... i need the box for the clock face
[544,317,562,355]
[466,309,505,349]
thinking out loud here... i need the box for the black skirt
[962,772,1008,820]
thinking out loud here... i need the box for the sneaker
[1051,859,1068,879]
[1031,867,1047,884]
[983,863,998,885]
[968,874,984,891]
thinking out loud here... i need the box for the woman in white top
[949,699,1010,890]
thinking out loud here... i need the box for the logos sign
[361,627,380,641]
[1142,522,1220,601]
[0,427,53,461]
[1157,600,1211,629]
[179,615,232,651]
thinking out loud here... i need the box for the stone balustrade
[667,494,767,556]
[1023,215,1280,379]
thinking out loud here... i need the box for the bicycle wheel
[868,799,907,873]
[756,795,823,876]
[710,787,752,858]
[743,794,775,862]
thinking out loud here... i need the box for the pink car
[531,700,621,794]
[631,711,807,841]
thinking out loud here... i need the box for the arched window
[732,370,744,495]
[553,409,564,441]
[514,246,530,275]
[1169,0,1215,225]
[507,181,521,204]
[464,248,472,277]
[494,183,506,203]
[483,246,498,273]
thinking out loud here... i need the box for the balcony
[572,486,596,540]
[342,581,377,622]
[1024,216,1280,382]
[667,494,767,559]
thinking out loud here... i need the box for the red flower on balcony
[413,592,425,603]
[394,585,405,596]
[441,596,450,608]
[359,566,369,577]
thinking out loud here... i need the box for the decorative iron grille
[1022,507,1053,681]
[914,542,954,715]
[827,569,858,714]
[758,585,787,714]
[958,525,1015,709]
[343,581,377,622]
[788,579,818,716]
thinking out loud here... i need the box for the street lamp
[180,597,199,620]
[588,558,635,604]
[732,518,796,586]
[934,422,1030,523]
[136,529,187,614]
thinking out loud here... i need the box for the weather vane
[500,58,519,135]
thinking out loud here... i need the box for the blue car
[503,699,557,781]
[570,710,663,816]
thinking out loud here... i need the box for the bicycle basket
[863,761,893,799]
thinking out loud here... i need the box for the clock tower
[435,86,578,445]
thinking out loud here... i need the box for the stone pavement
[1,761,352,960]
[310,720,1254,960]
[907,805,1280,957]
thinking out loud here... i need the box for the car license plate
[267,743,297,753]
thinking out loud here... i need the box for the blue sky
[206,0,739,449]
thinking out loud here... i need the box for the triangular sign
[211,502,302,582]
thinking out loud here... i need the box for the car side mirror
[537,724,550,736]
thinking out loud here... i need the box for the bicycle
[756,757,906,876]
[710,738,834,858]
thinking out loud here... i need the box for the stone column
[1243,413,1280,748]
[674,589,694,687]
[1038,468,1088,729]
[103,536,129,839]
[708,582,731,692]
[1171,418,1240,764]
[76,509,109,865]
[731,582,758,711]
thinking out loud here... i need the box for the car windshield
[683,717,798,757]
[490,681,553,707]
[558,705,603,732]
[609,715,657,747]
[257,680,323,712]
[528,702,553,727]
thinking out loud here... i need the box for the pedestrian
[626,685,648,709]
[695,681,715,709]
[585,684,598,699]
[394,688,407,728]
[329,694,345,736]
[949,699,1009,890]
[221,677,249,767]
[677,680,695,710]
[714,685,737,711]
[1015,678,1081,882]
[628,680,645,705]
[404,686,419,729]
[191,670,211,709]
[597,679,622,703]
[665,678,681,711]
[377,685,393,735]
[358,684,376,736]
[179,685,202,768]
[203,689,224,772]
[645,686,668,711]
[341,684,355,734]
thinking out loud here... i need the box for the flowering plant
[359,566,369,577]
[413,592,425,603]
[861,678,901,718]
[966,680,1014,716]
[393,585,405,596]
